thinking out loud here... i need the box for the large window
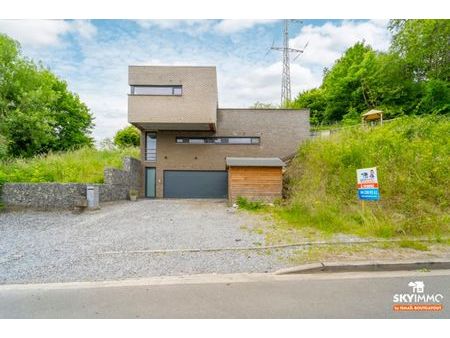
[146,133,157,161]
[175,137,260,145]
[130,85,182,96]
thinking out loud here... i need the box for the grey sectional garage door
[164,170,228,198]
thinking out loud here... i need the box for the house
[128,65,309,201]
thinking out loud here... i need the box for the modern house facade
[128,65,309,201]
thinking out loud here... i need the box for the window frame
[130,85,183,96]
[145,132,157,161]
[175,136,260,145]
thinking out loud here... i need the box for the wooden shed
[226,157,285,203]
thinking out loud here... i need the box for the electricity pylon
[270,19,306,107]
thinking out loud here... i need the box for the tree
[0,34,94,158]
[289,20,450,126]
[113,125,140,148]
[288,88,327,125]
[389,19,450,81]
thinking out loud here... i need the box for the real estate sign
[356,167,380,201]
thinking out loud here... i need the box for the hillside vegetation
[0,147,139,184]
[280,116,449,238]
[288,20,450,125]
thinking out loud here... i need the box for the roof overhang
[226,157,285,167]
[132,122,216,131]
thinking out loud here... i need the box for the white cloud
[214,19,278,34]
[1,20,392,141]
[135,19,213,36]
[135,19,278,35]
[218,61,321,107]
[0,19,97,47]
[290,20,391,67]
[70,20,97,40]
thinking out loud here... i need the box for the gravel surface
[0,199,289,284]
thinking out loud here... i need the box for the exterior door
[145,168,156,198]
[164,170,228,198]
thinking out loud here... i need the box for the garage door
[164,170,228,198]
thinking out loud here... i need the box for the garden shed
[226,157,285,203]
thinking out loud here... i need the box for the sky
[0,19,392,141]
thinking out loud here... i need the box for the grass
[285,240,449,265]
[399,240,430,251]
[236,196,265,211]
[0,146,140,184]
[280,115,450,239]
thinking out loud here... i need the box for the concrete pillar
[86,185,100,209]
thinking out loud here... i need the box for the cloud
[290,20,391,67]
[0,19,97,47]
[70,20,97,40]
[214,19,278,34]
[218,61,321,107]
[135,19,214,36]
[135,19,278,35]
[0,20,392,141]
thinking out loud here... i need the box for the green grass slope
[0,147,140,184]
[281,116,450,238]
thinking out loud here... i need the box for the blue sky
[0,19,391,140]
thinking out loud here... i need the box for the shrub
[282,116,450,238]
[113,125,140,148]
[0,146,139,184]
[236,196,264,211]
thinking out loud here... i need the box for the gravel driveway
[0,200,286,284]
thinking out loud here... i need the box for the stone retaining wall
[1,157,142,210]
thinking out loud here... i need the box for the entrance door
[145,168,156,198]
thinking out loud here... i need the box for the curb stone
[274,258,450,275]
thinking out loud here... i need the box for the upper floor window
[131,85,182,96]
[176,137,260,145]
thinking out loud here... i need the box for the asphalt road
[0,270,448,318]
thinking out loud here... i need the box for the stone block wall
[1,157,141,210]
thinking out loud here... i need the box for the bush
[282,116,450,238]
[236,196,264,211]
[113,125,140,148]
[0,146,139,184]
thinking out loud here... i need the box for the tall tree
[289,20,450,126]
[0,34,94,158]
[389,19,450,81]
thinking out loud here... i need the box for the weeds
[0,146,139,184]
[280,116,450,238]
[399,240,430,251]
[236,196,265,211]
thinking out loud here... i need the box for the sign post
[356,167,380,204]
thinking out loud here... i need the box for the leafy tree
[389,19,450,81]
[113,125,140,148]
[288,88,326,125]
[0,34,94,158]
[290,20,450,126]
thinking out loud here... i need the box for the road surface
[0,270,448,318]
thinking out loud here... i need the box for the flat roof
[226,157,285,167]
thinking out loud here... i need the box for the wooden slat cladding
[228,166,283,202]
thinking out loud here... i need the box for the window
[175,137,260,145]
[131,85,182,96]
[146,133,157,161]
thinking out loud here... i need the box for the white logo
[393,280,444,304]
[408,281,425,293]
